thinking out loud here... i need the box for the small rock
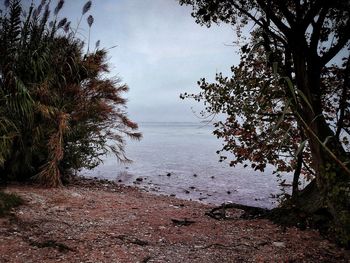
[185,190,190,194]
[189,186,195,190]
[136,177,143,182]
[272,241,286,248]
[193,174,197,177]
[71,192,82,198]
[227,191,231,194]
[166,173,171,177]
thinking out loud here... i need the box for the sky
[50,0,240,122]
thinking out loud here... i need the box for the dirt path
[0,179,348,262]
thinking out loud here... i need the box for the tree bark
[285,45,350,247]
[292,153,302,196]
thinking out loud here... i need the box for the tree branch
[272,0,296,28]
[320,23,350,66]
[295,0,302,21]
[229,1,287,45]
[302,157,316,176]
[336,57,350,138]
[309,7,328,53]
[301,0,324,31]
[255,0,291,37]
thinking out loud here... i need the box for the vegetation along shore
[1,0,349,261]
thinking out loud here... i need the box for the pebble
[71,192,82,198]
[272,241,286,248]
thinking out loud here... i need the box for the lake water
[83,122,292,209]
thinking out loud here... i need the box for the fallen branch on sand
[205,203,269,220]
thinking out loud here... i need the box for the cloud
[31,0,240,122]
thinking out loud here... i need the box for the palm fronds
[0,0,141,186]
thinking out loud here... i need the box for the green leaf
[283,76,297,104]
[323,136,333,146]
[271,99,291,134]
[295,140,307,157]
[296,88,314,114]
[272,62,278,75]
[277,126,292,152]
[311,114,322,124]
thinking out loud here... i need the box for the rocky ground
[0,178,349,262]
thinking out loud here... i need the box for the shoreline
[0,177,348,262]
[83,175,276,209]
[83,167,283,210]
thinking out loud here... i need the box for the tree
[179,0,350,246]
[0,0,141,186]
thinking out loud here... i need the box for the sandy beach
[0,178,349,263]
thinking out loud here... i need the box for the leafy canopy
[179,0,350,181]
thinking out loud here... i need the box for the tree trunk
[306,140,350,247]
[285,48,350,247]
[292,153,302,196]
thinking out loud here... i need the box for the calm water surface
[83,122,292,208]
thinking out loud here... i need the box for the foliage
[0,191,23,216]
[0,0,141,186]
[179,0,350,246]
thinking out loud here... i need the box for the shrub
[0,0,141,186]
[0,191,24,216]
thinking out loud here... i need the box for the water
[83,122,292,209]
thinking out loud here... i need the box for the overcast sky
[36,0,240,122]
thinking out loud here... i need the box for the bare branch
[336,57,350,138]
[301,0,324,31]
[309,7,328,53]
[320,22,350,65]
[229,1,287,45]
[272,0,296,28]
[256,0,291,37]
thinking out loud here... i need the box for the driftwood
[205,203,269,220]
[171,218,195,226]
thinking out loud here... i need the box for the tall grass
[0,0,141,186]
